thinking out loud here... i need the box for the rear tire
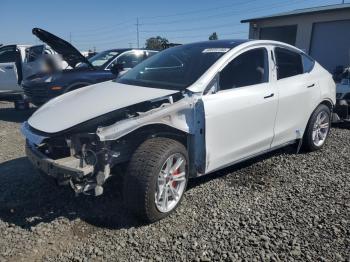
[302,104,331,152]
[123,137,189,222]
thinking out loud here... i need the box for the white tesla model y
[22,40,336,222]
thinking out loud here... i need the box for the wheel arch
[305,99,333,130]
[110,123,201,177]
[129,123,189,146]
[319,99,334,111]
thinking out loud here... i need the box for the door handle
[264,93,274,99]
[4,65,13,70]
[307,83,315,88]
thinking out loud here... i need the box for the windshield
[88,50,119,68]
[118,44,230,90]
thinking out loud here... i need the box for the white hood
[28,81,177,133]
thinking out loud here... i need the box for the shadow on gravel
[187,145,296,191]
[0,157,141,230]
[0,107,36,123]
[0,145,297,230]
[332,122,350,130]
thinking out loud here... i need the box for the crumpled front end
[21,92,206,196]
[22,122,118,195]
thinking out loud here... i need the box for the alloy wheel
[312,110,330,147]
[155,153,187,213]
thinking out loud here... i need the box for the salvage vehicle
[333,78,350,122]
[23,28,157,106]
[21,40,336,222]
[0,44,55,109]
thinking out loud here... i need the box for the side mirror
[110,63,124,76]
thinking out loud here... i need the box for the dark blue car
[22,28,157,106]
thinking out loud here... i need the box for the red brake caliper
[172,168,179,188]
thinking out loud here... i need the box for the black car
[23,28,157,106]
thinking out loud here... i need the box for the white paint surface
[28,81,177,133]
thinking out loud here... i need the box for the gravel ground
[0,101,349,262]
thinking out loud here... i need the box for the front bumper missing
[26,142,93,180]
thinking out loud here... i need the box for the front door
[202,47,278,173]
[0,45,21,92]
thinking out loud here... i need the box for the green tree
[145,36,169,50]
[209,32,218,40]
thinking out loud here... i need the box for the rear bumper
[26,141,93,180]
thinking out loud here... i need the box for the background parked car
[334,78,350,122]
[22,28,157,106]
[0,44,55,109]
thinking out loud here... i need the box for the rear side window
[302,53,315,73]
[275,47,303,80]
[0,45,16,63]
[116,51,144,68]
[219,48,269,90]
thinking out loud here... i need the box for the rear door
[271,47,321,147]
[202,47,278,173]
[0,45,21,92]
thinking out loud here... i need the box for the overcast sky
[0,0,345,51]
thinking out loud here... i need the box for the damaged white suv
[21,40,336,222]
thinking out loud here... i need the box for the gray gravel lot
[0,101,349,262]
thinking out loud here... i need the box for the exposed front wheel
[303,104,331,152]
[123,137,189,222]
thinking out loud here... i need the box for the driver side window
[0,46,17,63]
[219,48,269,91]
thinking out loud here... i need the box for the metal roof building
[241,4,350,73]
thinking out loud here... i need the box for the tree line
[145,32,218,50]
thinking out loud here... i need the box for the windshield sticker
[202,48,230,53]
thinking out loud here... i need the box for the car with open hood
[0,43,58,108]
[21,39,336,222]
[22,28,157,106]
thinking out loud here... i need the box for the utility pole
[136,17,140,48]
[69,32,72,44]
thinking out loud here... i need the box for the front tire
[303,104,331,152]
[123,137,189,222]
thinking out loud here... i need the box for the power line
[166,31,247,40]
[72,0,318,49]
[70,19,135,35]
[71,0,306,44]
[72,30,136,41]
[141,22,245,33]
[139,0,259,20]
[141,0,304,27]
